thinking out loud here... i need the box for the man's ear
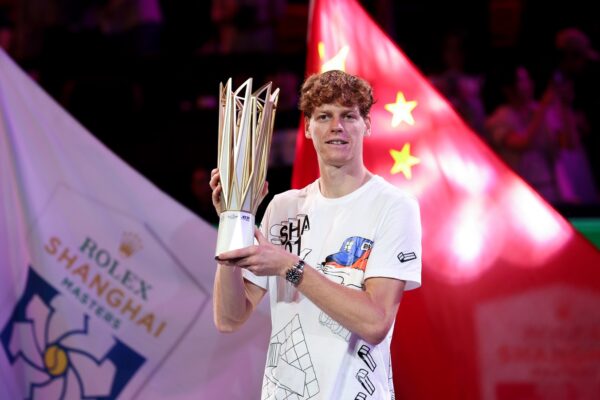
[364,116,372,137]
[304,117,311,139]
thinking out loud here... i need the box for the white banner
[0,49,269,399]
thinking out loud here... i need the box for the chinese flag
[292,0,600,398]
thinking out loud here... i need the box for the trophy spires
[217,78,279,214]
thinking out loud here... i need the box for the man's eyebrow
[318,106,356,112]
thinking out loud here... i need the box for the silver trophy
[215,78,279,255]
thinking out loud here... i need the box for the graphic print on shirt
[318,311,351,341]
[262,314,320,400]
[356,369,375,396]
[270,214,312,259]
[358,344,377,371]
[317,236,374,289]
[354,345,377,398]
[397,251,417,263]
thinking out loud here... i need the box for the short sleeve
[241,201,272,290]
[364,195,422,290]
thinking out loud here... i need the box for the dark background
[1,0,599,224]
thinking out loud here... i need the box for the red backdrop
[291,0,600,398]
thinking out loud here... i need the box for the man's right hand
[209,168,270,217]
[210,168,224,216]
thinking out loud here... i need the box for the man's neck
[318,163,373,198]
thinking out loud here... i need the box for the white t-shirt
[244,175,422,400]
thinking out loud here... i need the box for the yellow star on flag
[385,92,418,127]
[390,143,420,179]
[319,43,350,72]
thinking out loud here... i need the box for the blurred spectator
[554,27,598,80]
[79,0,163,57]
[265,69,299,111]
[546,28,599,204]
[485,63,562,204]
[208,0,286,54]
[429,30,487,136]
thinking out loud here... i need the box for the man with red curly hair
[210,70,421,399]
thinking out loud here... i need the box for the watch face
[286,261,304,285]
[286,268,301,285]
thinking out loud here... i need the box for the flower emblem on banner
[1,268,145,399]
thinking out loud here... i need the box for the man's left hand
[216,227,297,277]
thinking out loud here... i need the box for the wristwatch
[285,259,305,286]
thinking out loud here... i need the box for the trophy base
[215,211,255,256]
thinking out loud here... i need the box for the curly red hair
[299,70,374,118]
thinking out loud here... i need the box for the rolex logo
[119,232,143,258]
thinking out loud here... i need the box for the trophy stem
[215,211,255,255]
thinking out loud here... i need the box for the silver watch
[285,259,305,286]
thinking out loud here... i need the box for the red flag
[292,0,600,398]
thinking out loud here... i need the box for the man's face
[305,103,370,168]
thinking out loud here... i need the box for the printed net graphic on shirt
[262,314,319,400]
